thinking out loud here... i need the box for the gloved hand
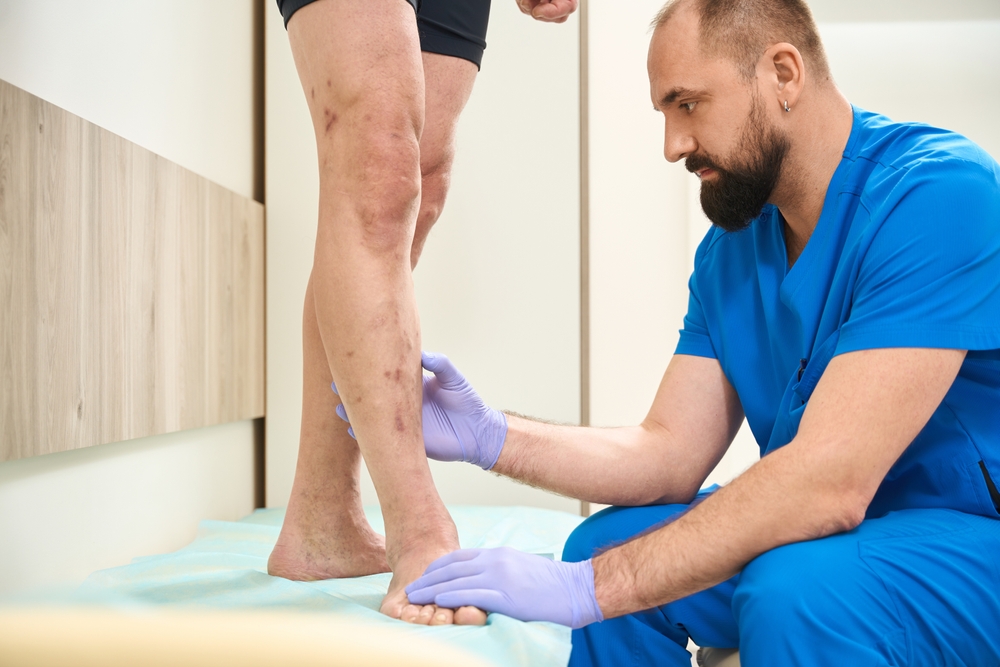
[404,547,604,629]
[332,351,508,470]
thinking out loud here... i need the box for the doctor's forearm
[491,415,704,506]
[591,441,863,618]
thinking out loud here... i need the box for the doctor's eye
[681,101,698,113]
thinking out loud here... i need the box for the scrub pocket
[792,329,841,406]
[971,460,1000,516]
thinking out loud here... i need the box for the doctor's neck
[770,84,853,264]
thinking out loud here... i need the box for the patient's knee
[318,111,422,255]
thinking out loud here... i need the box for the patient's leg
[268,2,484,625]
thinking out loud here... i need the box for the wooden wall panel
[0,78,265,462]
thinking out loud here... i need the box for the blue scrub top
[677,106,1000,520]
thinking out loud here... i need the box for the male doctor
[339,0,1000,664]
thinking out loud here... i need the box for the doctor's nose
[663,129,696,164]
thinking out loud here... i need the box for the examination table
[0,505,740,667]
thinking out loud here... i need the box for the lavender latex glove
[331,351,508,470]
[405,547,604,629]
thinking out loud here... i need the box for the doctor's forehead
[647,8,708,101]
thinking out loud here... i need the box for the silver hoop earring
[784,100,791,112]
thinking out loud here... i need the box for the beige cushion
[0,608,491,667]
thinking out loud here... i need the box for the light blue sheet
[77,505,584,667]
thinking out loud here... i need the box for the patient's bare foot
[268,501,485,625]
[268,510,390,581]
[380,522,488,627]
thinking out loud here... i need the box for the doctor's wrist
[590,548,645,622]
[477,407,508,470]
[562,558,604,629]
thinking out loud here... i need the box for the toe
[454,606,488,626]
[400,603,423,623]
[414,605,437,625]
[429,607,455,626]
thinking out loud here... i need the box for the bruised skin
[271,0,485,627]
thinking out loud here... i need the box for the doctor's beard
[686,97,790,233]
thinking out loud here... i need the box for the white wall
[586,0,691,430]
[0,0,258,595]
[586,0,1000,490]
[818,18,1000,160]
[0,422,254,594]
[265,2,581,513]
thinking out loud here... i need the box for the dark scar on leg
[394,369,401,382]
[395,412,405,432]
[324,110,338,134]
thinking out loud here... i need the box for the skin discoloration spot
[384,371,392,378]
[395,412,405,432]
[394,369,401,382]
[324,109,338,134]
[326,78,331,87]
[346,351,355,358]
[310,87,315,100]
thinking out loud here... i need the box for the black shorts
[277,0,492,69]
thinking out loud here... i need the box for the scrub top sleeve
[676,233,719,359]
[837,158,1000,355]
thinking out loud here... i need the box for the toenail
[436,613,447,621]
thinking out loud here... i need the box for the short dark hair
[652,0,831,82]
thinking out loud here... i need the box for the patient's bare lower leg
[267,0,482,626]
[267,277,389,581]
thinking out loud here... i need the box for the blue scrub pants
[563,500,1000,667]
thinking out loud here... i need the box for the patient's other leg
[267,274,390,581]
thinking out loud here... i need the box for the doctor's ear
[763,42,805,113]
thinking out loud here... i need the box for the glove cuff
[565,559,604,629]
[478,409,508,471]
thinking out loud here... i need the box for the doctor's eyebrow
[656,87,703,109]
